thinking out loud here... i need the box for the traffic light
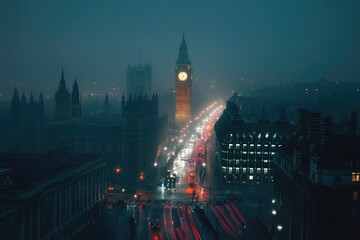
[140,172,144,181]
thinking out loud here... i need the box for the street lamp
[122,188,125,202]
[241,223,246,240]
[272,210,277,215]
[277,224,283,239]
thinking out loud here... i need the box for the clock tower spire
[175,34,193,126]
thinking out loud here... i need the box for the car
[150,219,160,232]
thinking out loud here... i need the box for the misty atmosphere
[0,1,359,240]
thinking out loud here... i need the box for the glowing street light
[272,210,277,215]
[154,162,158,167]
[272,199,276,204]
[115,167,121,174]
[277,225,283,231]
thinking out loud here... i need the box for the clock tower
[175,35,192,125]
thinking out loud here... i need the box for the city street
[80,101,271,240]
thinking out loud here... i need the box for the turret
[11,88,21,121]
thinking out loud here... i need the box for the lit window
[243,144,247,147]
[250,144,254,147]
[353,191,358,201]
[243,151,247,154]
[229,144,233,149]
[236,144,240,149]
[249,175,253,180]
[257,144,261,147]
[352,172,360,182]
[264,160,268,163]
[264,168,269,174]
[257,152,262,154]
[243,168,246,174]
[250,168,254,174]
[271,152,275,155]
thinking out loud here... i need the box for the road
[79,101,269,240]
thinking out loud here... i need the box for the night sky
[1,0,360,100]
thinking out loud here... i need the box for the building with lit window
[214,100,297,185]
[0,151,107,240]
[272,110,360,240]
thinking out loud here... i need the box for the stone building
[0,151,107,240]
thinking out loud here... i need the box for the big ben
[175,35,192,125]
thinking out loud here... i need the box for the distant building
[0,151,107,240]
[101,93,111,120]
[214,99,297,185]
[272,110,360,240]
[71,79,81,120]
[0,69,168,192]
[127,63,152,97]
[46,94,167,190]
[120,94,160,182]
[54,69,71,121]
[55,69,82,121]
[0,89,45,153]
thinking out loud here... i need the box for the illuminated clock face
[178,72,188,81]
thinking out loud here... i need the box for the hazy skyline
[1,0,360,100]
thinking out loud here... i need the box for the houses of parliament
[0,67,167,190]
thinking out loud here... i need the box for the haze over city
[0,1,360,240]
[1,0,360,99]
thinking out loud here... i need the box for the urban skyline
[0,1,359,240]
[1,1,360,100]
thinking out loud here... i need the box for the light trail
[215,205,239,234]
[230,202,247,225]
[209,205,233,237]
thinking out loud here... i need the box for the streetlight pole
[277,224,283,240]
[241,223,246,240]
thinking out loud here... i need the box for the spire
[121,93,125,110]
[71,79,80,104]
[176,33,191,65]
[59,68,66,89]
[180,33,187,51]
[11,88,21,121]
[38,92,45,118]
[21,93,27,108]
[29,93,35,105]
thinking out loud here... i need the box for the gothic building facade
[54,69,82,121]
[126,63,152,97]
